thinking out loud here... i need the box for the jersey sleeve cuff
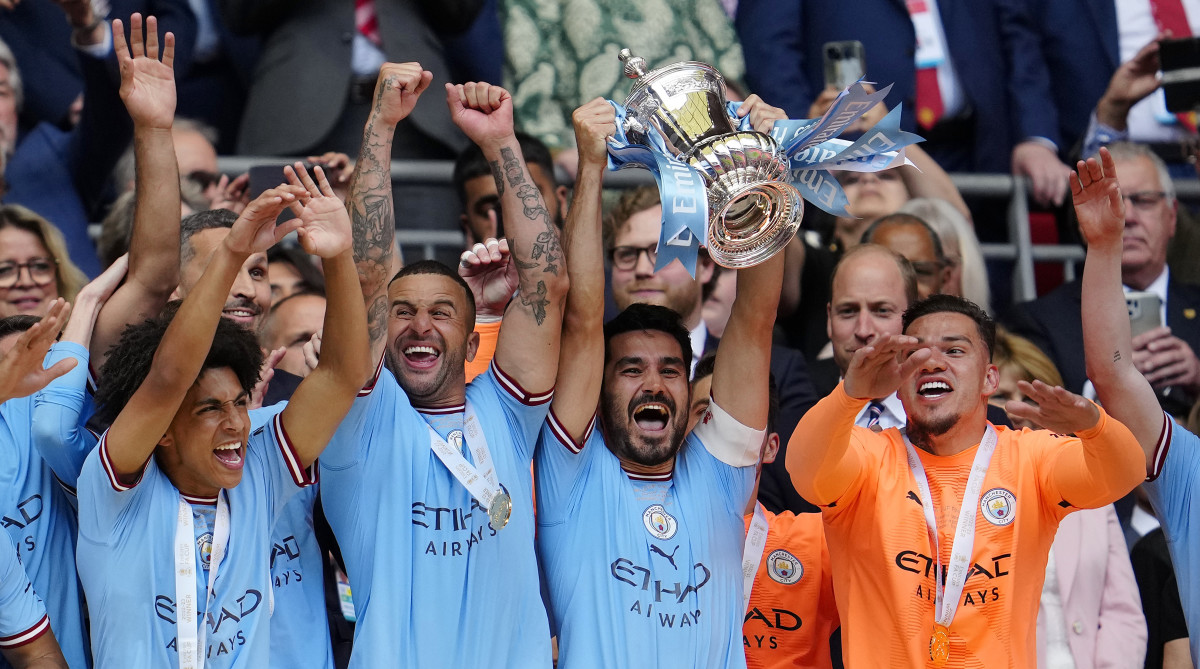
[692,396,764,468]
[1146,410,1174,482]
[546,406,596,454]
[491,361,553,406]
[273,412,318,487]
[359,356,385,397]
[0,614,50,649]
[98,431,147,492]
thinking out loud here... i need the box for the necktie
[356,0,382,47]
[907,0,944,130]
[867,402,885,432]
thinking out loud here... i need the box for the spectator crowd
[0,1,1199,668]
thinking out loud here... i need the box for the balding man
[861,213,951,300]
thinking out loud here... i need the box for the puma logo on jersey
[906,491,922,507]
[650,544,679,570]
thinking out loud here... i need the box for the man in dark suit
[221,0,481,160]
[605,186,819,514]
[1005,142,1200,415]
[734,0,1071,206]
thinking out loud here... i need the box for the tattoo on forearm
[1113,350,1122,362]
[489,160,505,196]
[499,147,564,277]
[367,295,389,345]
[518,280,549,326]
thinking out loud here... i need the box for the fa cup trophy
[616,48,803,269]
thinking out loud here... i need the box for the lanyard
[427,403,511,530]
[173,492,229,669]
[741,502,770,612]
[903,426,997,633]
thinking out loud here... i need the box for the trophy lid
[618,49,649,80]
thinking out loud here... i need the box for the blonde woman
[0,205,88,317]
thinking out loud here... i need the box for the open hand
[0,299,77,401]
[306,152,354,201]
[284,163,352,259]
[572,98,616,168]
[1098,37,1165,129]
[372,62,433,127]
[737,94,788,134]
[842,334,930,400]
[446,82,515,151]
[1005,380,1100,434]
[224,185,306,256]
[459,237,518,319]
[1071,147,1126,248]
[114,14,176,130]
[211,173,251,214]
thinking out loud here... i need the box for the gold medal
[488,490,512,531]
[929,624,950,666]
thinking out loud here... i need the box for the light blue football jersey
[248,404,335,669]
[0,528,49,654]
[1145,414,1200,665]
[76,412,316,668]
[0,394,90,669]
[535,401,760,669]
[30,342,97,491]
[320,363,552,668]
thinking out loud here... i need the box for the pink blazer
[1036,505,1147,669]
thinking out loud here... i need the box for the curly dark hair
[93,301,265,426]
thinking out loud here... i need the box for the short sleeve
[479,361,553,463]
[690,397,764,468]
[75,433,154,544]
[319,358,395,470]
[533,408,598,526]
[246,412,318,519]
[1146,417,1200,535]
[32,341,98,490]
[0,531,48,652]
[687,398,760,513]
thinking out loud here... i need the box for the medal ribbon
[741,502,770,612]
[902,425,997,632]
[173,492,230,669]
[426,403,504,513]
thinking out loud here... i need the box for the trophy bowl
[618,49,803,268]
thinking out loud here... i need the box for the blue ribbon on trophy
[606,102,709,275]
[605,48,924,275]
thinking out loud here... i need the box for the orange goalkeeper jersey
[743,508,839,669]
[789,383,1143,668]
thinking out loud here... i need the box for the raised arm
[447,81,569,394]
[347,63,431,366]
[90,15,181,369]
[787,335,929,503]
[1076,147,1167,473]
[103,187,302,480]
[710,255,784,432]
[0,301,76,405]
[279,165,369,468]
[545,99,611,442]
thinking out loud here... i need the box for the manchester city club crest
[767,549,803,584]
[642,504,678,540]
[197,532,214,570]
[980,488,1017,526]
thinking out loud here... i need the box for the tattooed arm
[347,62,432,367]
[445,82,569,395]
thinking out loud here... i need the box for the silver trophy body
[618,49,803,268]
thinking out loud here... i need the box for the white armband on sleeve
[691,397,764,468]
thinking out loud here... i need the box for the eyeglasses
[609,244,658,270]
[185,170,222,190]
[0,257,56,288]
[1123,191,1169,210]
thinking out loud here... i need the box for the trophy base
[707,180,804,269]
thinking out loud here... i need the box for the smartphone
[248,163,314,200]
[1158,37,1200,113]
[1126,291,1163,338]
[823,41,866,91]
